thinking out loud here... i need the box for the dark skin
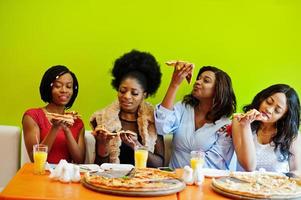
[93,77,164,167]
[22,73,85,164]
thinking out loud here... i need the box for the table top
[0,163,230,200]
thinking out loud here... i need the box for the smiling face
[118,77,146,113]
[259,92,288,123]
[192,70,216,100]
[51,73,74,106]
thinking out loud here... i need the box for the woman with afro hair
[90,50,164,167]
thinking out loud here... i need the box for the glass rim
[190,150,205,156]
[33,144,48,148]
[135,145,148,151]
[33,144,48,151]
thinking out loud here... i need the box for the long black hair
[182,66,236,123]
[39,65,79,109]
[243,84,300,160]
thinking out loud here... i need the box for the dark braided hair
[39,65,79,109]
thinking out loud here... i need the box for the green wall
[1,0,300,129]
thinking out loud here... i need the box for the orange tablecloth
[0,164,229,200]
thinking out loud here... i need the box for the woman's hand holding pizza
[50,119,72,133]
[166,60,194,86]
[119,130,140,150]
[93,125,117,143]
[46,112,75,127]
[233,109,268,125]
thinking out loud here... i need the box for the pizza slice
[46,111,78,126]
[165,60,194,84]
[118,130,137,137]
[92,125,119,136]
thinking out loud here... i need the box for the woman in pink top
[22,65,85,164]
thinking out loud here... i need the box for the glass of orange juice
[33,144,48,175]
[190,150,204,170]
[134,146,148,168]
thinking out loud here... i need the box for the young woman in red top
[22,65,85,164]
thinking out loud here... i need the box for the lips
[261,112,270,120]
[193,85,202,92]
[120,101,132,107]
[58,95,70,101]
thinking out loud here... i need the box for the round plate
[211,176,301,200]
[82,177,185,196]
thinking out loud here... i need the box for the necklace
[120,117,137,123]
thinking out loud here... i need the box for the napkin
[49,159,81,183]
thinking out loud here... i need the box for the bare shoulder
[294,132,301,144]
[291,132,301,152]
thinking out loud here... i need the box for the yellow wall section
[0,0,300,128]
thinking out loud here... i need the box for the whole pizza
[212,171,301,199]
[82,168,185,196]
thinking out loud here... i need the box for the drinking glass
[190,150,204,170]
[33,144,48,175]
[134,146,148,168]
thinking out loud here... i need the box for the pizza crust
[212,172,301,199]
[165,60,194,84]
[46,111,79,126]
[83,168,184,193]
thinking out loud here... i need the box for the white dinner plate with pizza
[46,163,101,173]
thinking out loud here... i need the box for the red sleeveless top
[24,108,84,164]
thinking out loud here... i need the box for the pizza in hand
[165,60,194,84]
[46,111,80,126]
[92,125,118,136]
[92,125,137,138]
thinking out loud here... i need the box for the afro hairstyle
[111,50,161,97]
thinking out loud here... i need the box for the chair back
[20,131,31,167]
[84,130,96,164]
[0,125,20,191]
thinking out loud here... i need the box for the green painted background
[1,0,300,129]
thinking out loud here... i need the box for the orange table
[0,164,229,200]
[175,170,230,200]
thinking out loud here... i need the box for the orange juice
[134,148,148,168]
[34,151,47,174]
[190,158,204,170]
[33,144,48,175]
[190,150,205,170]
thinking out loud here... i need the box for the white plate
[232,170,285,177]
[46,163,102,173]
[202,168,230,178]
[100,163,134,171]
[79,164,101,172]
